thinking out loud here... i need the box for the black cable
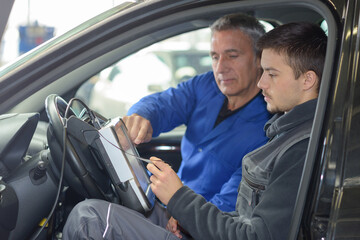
[97,130,155,164]
[64,98,91,119]
[64,97,101,129]
[30,119,67,240]
[30,97,83,240]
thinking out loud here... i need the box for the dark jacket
[167,99,317,240]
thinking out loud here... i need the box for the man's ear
[255,57,263,79]
[303,70,318,91]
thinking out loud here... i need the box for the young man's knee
[65,199,109,229]
[63,199,111,239]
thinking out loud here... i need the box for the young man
[63,22,327,240]
[117,13,270,212]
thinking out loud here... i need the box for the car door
[290,0,360,239]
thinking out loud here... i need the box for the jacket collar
[265,98,317,139]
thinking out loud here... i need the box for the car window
[76,28,212,119]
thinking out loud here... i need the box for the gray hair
[210,13,265,57]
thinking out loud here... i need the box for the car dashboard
[0,113,57,240]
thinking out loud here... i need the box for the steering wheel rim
[45,94,69,143]
[45,94,115,201]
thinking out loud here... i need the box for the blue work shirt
[128,71,271,211]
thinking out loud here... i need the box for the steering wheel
[45,94,118,202]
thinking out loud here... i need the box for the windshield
[0,0,139,69]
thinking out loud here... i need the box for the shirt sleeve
[208,167,242,212]
[127,73,208,137]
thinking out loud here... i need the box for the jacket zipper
[243,175,265,190]
[243,175,265,206]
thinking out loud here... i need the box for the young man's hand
[147,157,183,205]
[118,114,153,145]
[166,217,182,238]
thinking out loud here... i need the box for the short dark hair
[210,13,266,57]
[257,22,327,86]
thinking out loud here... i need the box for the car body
[0,0,359,239]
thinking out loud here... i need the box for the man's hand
[147,157,183,205]
[166,217,182,238]
[117,114,153,145]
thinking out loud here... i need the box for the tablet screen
[114,119,151,194]
[98,118,155,212]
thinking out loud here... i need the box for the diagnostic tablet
[98,118,155,213]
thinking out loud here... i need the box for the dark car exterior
[0,0,359,239]
[292,1,360,238]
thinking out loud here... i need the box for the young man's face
[257,49,305,113]
[210,29,261,98]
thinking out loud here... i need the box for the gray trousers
[62,199,181,240]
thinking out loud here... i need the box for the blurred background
[0,0,126,66]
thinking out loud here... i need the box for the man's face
[257,49,304,113]
[210,29,260,98]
